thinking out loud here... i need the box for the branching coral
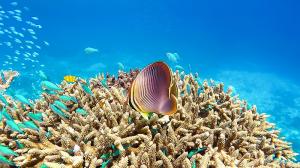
[0,70,19,91]
[0,70,299,168]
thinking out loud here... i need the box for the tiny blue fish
[46,131,52,138]
[17,123,26,128]
[59,95,77,103]
[75,108,88,116]
[59,95,72,102]
[21,121,39,131]
[0,155,15,166]
[15,95,33,107]
[81,83,93,96]
[175,65,184,71]
[41,81,62,91]
[15,140,24,149]
[38,70,48,80]
[101,79,108,88]
[0,110,2,121]
[2,108,13,120]
[54,100,68,111]
[27,112,43,122]
[43,89,57,95]
[0,94,8,106]
[117,62,125,70]
[50,104,69,118]
[196,78,202,85]
[247,104,252,110]
[6,120,24,134]
[0,145,18,156]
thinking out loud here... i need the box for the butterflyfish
[128,61,178,120]
[64,75,78,83]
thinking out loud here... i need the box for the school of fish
[0,2,49,75]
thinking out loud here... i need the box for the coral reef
[0,70,19,91]
[102,69,140,90]
[0,69,299,168]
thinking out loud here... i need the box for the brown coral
[0,70,19,91]
[0,69,299,168]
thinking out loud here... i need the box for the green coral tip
[100,153,111,159]
[123,144,130,149]
[192,160,196,168]
[111,144,116,150]
[16,140,25,149]
[161,148,168,155]
[45,131,52,138]
[150,127,158,135]
[40,163,48,168]
[188,149,197,158]
[128,117,132,124]
[188,147,207,158]
[112,149,120,157]
[101,159,110,168]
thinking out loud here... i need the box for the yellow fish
[64,75,77,83]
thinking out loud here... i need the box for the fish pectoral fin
[140,112,151,120]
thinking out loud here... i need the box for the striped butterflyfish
[128,61,178,119]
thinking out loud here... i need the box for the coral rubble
[0,70,299,168]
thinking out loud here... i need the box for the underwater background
[1,0,299,161]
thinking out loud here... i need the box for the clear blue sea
[1,0,300,160]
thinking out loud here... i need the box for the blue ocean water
[1,0,300,160]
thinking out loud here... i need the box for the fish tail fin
[160,94,177,115]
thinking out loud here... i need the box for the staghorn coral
[0,69,299,168]
[0,70,19,91]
